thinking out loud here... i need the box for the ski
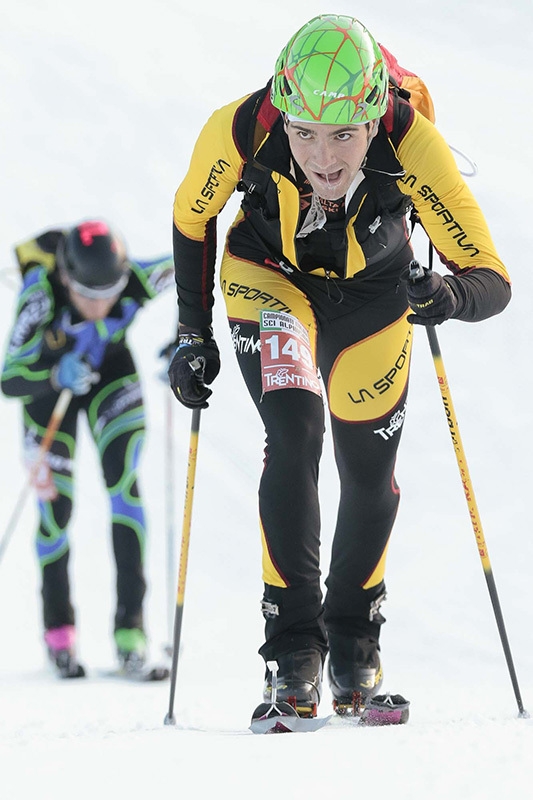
[249,661,409,734]
[250,693,410,734]
[100,664,170,683]
[49,649,87,679]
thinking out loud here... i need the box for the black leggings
[24,347,146,633]
[221,247,413,659]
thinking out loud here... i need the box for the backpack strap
[382,86,417,151]
[248,80,279,161]
[382,88,400,137]
[238,81,280,202]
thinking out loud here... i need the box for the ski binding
[250,662,409,734]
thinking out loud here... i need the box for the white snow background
[1,1,533,797]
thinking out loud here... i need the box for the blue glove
[51,352,100,395]
[157,340,178,384]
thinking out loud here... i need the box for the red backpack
[380,44,436,123]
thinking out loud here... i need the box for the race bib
[260,311,321,396]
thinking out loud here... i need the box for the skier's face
[66,286,119,320]
[284,118,377,201]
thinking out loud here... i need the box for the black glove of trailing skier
[167,326,220,409]
[405,264,458,326]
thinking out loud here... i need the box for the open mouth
[314,169,342,185]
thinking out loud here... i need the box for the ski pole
[164,406,201,725]
[164,388,177,657]
[408,260,528,718]
[0,388,73,565]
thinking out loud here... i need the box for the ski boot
[45,625,86,679]
[261,649,323,718]
[327,632,383,716]
[115,627,147,675]
[327,632,409,724]
[114,628,169,681]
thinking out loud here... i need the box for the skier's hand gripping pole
[164,406,202,725]
[409,260,528,718]
[0,388,73,566]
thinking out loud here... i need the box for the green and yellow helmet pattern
[271,14,389,124]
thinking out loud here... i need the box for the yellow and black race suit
[172,85,511,662]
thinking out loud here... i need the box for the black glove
[168,327,220,409]
[405,263,458,326]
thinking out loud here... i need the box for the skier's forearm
[2,330,64,401]
[1,364,56,402]
[447,268,511,322]
[173,220,217,329]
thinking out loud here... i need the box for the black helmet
[58,220,130,298]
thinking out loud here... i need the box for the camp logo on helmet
[78,220,111,246]
[313,91,347,99]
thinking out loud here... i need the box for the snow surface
[1,1,533,797]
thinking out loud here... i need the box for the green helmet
[271,15,389,124]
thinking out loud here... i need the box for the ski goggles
[68,272,130,300]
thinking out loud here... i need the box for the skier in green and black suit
[1,220,176,678]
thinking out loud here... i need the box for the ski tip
[250,701,332,734]
[99,664,170,682]
[250,700,299,734]
[250,718,293,735]
[250,714,332,734]
[53,661,87,679]
[57,666,86,679]
[144,666,170,682]
[362,693,410,726]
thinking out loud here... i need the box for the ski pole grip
[188,355,206,375]
[408,259,426,284]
